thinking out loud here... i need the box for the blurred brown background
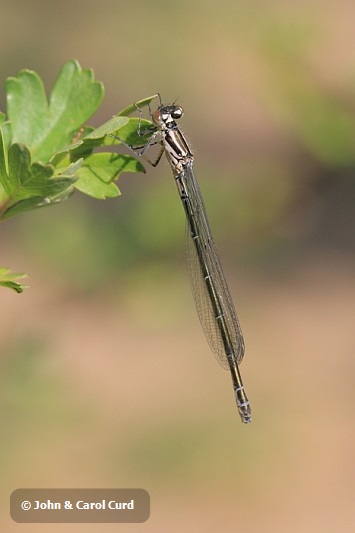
[1,1,355,531]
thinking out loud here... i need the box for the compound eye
[171,106,183,120]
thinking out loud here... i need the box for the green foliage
[0,267,28,293]
[0,60,157,291]
[6,60,102,163]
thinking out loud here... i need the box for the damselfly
[114,95,251,423]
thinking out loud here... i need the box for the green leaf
[83,115,129,140]
[7,143,74,200]
[6,59,104,163]
[0,194,70,220]
[107,117,154,147]
[75,152,145,199]
[65,116,130,158]
[0,136,76,219]
[118,94,159,116]
[0,128,8,201]
[0,267,29,292]
[1,58,155,220]
[0,111,12,149]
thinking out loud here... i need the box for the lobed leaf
[0,137,76,219]
[6,60,104,163]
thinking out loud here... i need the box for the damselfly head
[153,105,184,129]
